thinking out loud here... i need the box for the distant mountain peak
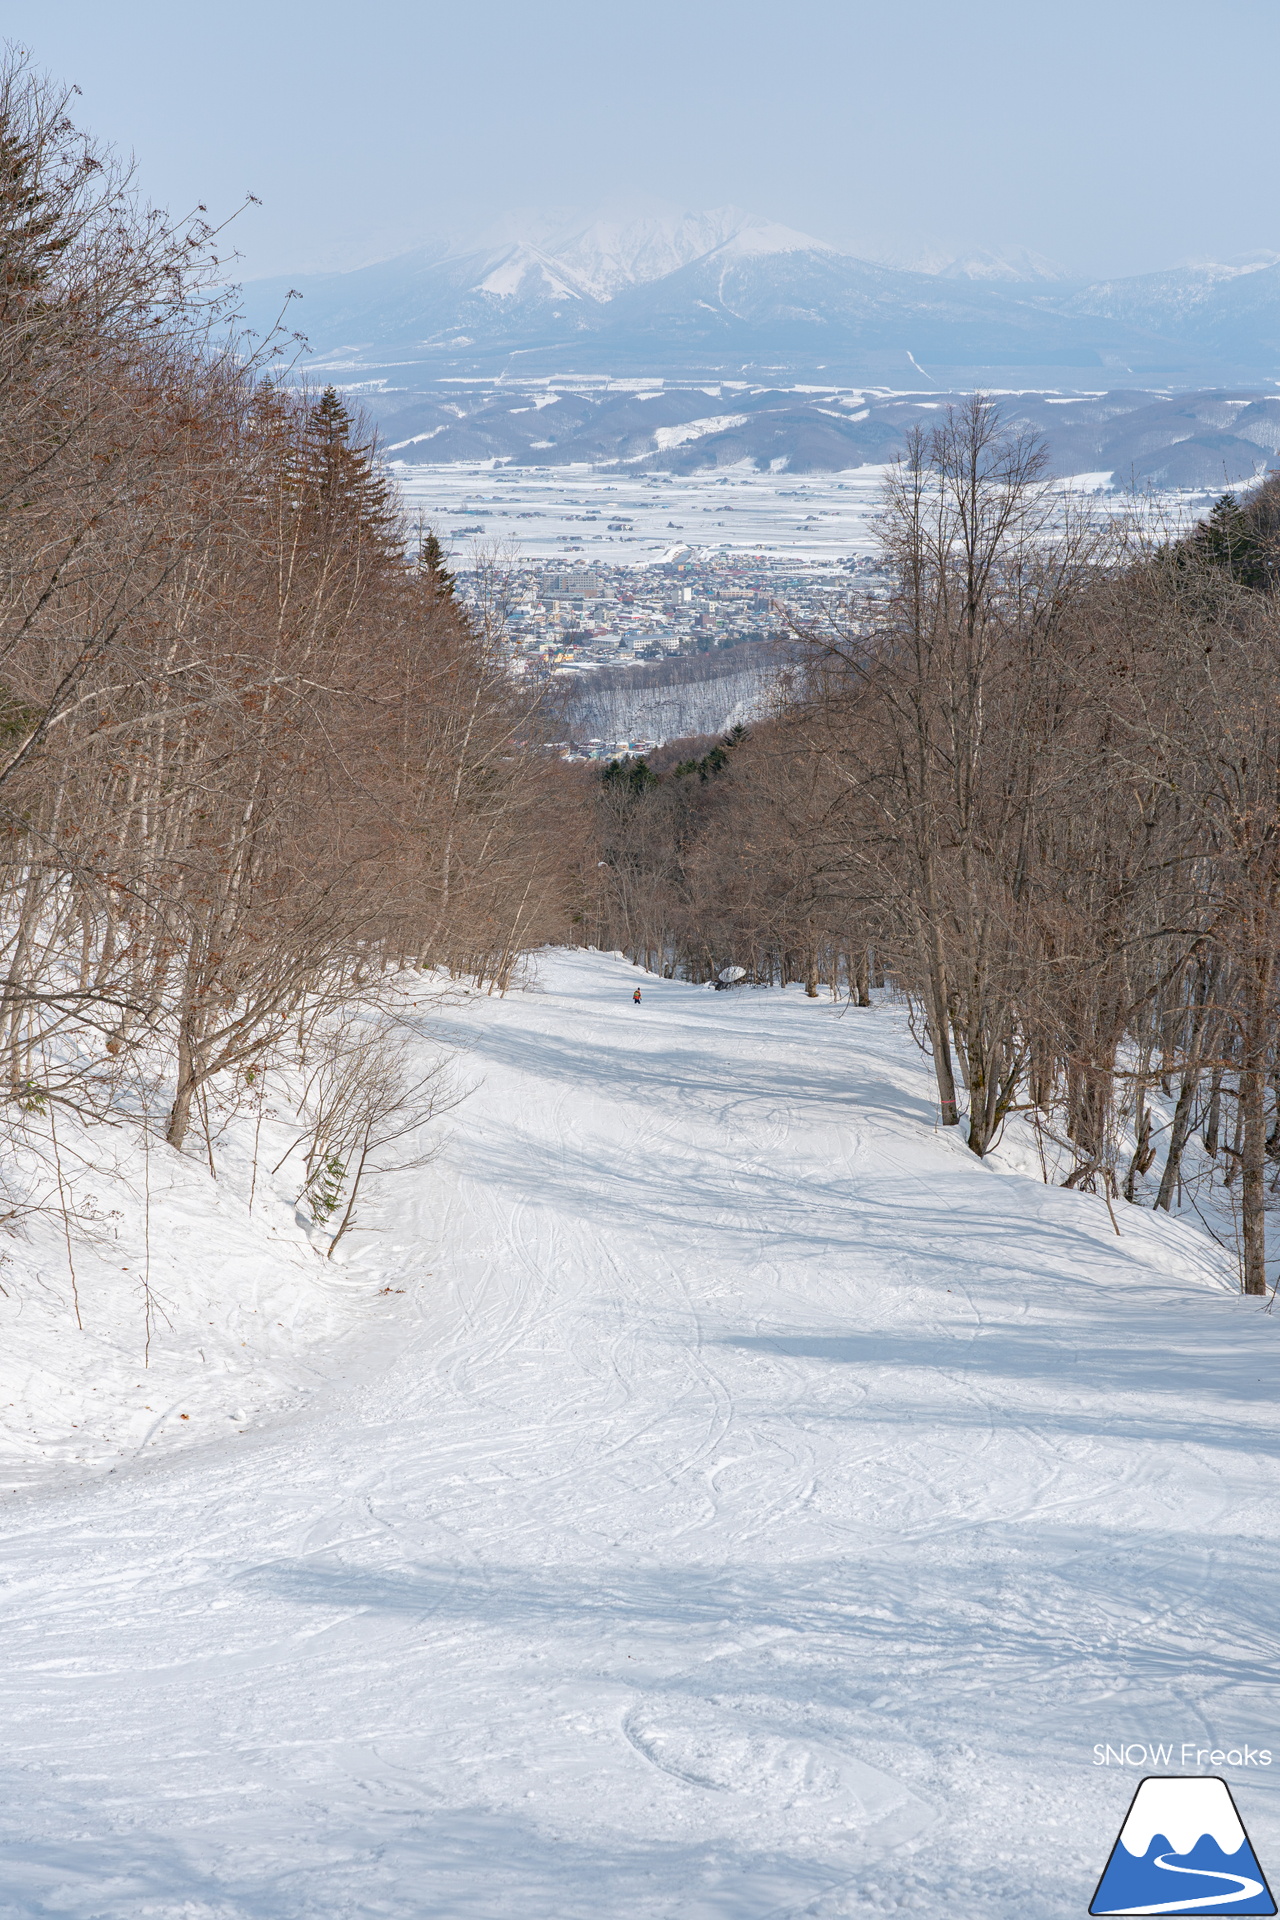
[547,208,751,298]
[706,218,834,262]
[1175,249,1280,283]
[883,243,1068,283]
[461,207,837,303]
[236,212,1280,389]
[472,241,596,304]
[940,245,1069,283]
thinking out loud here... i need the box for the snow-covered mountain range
[241,209,1280,382]
[546,207,753,299]
[1063,251,1280,344]
[373,380,1280,488]
[236,212,1280,482]
[890,243,1071,283]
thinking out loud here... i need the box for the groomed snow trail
[3,950,1280,1918]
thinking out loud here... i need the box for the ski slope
[3,949,1279,1919]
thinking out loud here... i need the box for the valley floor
[2,950,1278,1918]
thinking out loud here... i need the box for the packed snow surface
[3,950,1280,1918]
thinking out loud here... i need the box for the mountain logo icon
[1091,1776,1276,1915]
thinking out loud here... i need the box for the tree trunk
[1125,1101,1154,1203]
[1237,937,1275,1293]
[167,1026,198,1149]
[1203,1062,1223,1158]
[804,930,819,998]
[965,1054,998,1158]
[925,975,960,1127]
[1224,1091,1243,1188]
[1241,1057,1268,1293]
[167,1078,195,1150]
[1154,1067,1200,1211]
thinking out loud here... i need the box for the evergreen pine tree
[1183,481,1280,593]
[293,386,398,545]
[602,755,658,797]
[417,526,455,601]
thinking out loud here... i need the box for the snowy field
[3,950,1279,1918]
[391,461,1201,571]
[391,461,891,566]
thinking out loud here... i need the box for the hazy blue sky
[8,0,1279,282]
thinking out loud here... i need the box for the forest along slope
[2,949,1278,1920]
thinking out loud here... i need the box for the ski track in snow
[2,950,1280,1918]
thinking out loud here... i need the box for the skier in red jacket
[633,988,642,1004]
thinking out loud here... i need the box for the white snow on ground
[391,462,890,565]
[0,985,462,1493]
[0,1121,376,1490]
[390,462,1211,572]
[653,414,752,451]
[2,950,1279,1918]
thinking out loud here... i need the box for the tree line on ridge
[585,398,1280,1293]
